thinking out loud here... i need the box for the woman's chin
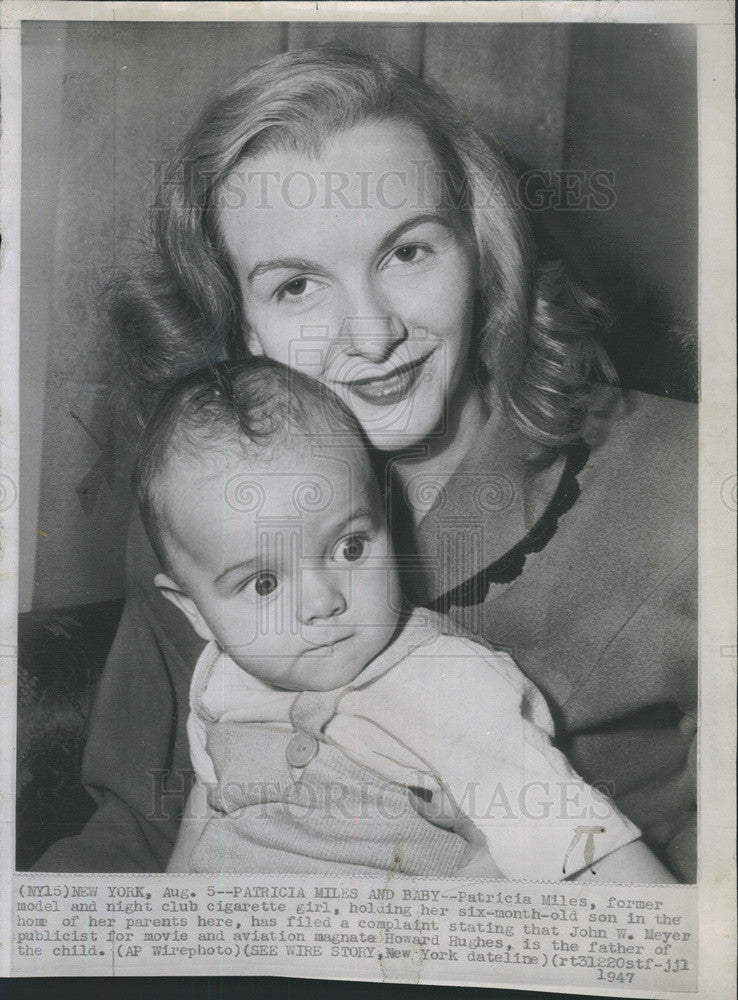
[349,400,443,452]
[364,428,435,453]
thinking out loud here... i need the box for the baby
[133,358,674,882]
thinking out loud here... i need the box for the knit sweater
[179,611,639,879]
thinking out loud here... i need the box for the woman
[37,47,697,879]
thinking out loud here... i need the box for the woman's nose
[340,315,408,363]
[298,568,348,624]
[339,286,408,363]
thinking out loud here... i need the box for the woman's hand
[407,786,504,878]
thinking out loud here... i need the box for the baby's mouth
[304,634,354,654]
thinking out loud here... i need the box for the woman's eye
[384,243,428,268]
[275,276,322,301]
[243,571,281,599]
[334,534,368,564]
[395,245,420,263]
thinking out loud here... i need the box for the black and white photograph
[0,2,734,995]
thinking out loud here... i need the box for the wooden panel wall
[424,24,571,171]
[27,22,287,610]
[286,22,424,72]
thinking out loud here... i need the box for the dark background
[3,976,613,1000]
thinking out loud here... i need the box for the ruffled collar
[431,438,590,611]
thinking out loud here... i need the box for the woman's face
[217,120,480,450]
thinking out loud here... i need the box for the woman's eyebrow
[374,212,455,259]
[246,213,455,285]
[247,256,324,284]
[329,506,378,539]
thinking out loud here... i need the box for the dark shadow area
[16,600,124,869]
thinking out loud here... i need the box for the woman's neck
[388,383,568,530]
[390,382,491,523]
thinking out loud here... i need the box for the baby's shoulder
[404,618,529,691]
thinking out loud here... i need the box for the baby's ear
[154,573,215,643]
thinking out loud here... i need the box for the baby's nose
[299,568,348,624]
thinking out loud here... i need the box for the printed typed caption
[13,875,696,990]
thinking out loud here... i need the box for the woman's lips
[335,350,435,407]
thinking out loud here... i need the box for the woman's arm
[408,787,505,878]
[166,781,213,873]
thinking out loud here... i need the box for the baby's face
[159,443,402,691]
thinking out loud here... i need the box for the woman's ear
[154,573,216,643]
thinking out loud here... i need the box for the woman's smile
[330,347,437,407]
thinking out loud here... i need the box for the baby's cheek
[220,615,261,657]
[362,565,400,621]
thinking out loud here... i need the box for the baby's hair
[132,357,367,573]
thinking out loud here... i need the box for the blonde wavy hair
[113,45,614,456]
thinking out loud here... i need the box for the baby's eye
[242,571,281,599]
[333,534,369,564]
